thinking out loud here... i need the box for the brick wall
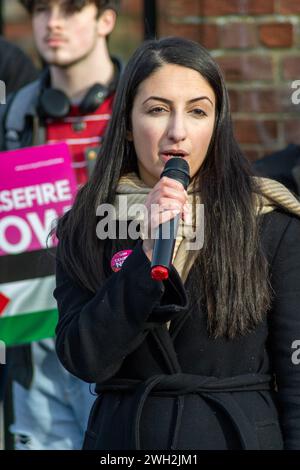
[158,0,300,161]
[3,0,300,161]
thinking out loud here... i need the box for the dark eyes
[191,109,207,116]
[148,106,167,114]
[148,107,207,117]
[33,5,48,13]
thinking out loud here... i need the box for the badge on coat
[110,250,133,272]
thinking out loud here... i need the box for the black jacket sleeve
[54,241,187,383]
[268,214,300,449]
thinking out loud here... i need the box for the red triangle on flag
[0,293,10,316]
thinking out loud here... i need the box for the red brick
[199,0,275,16]
[283,120,300,144]
[259,23,293,48]
[242,149,263,161]
[278,0,300,14]
[121,0,141,15]
[228,89,239,112]
[234,89,282,113]
[216,55,273,81]
[247,0,275,14]
[245,90,281,113]
[5,22,32,40]
[221,23,258,49]
[159,23,220,49]
[282,56,300,80]
[233,120,278,144]
[160,0,201,17]
[199,24,220,50]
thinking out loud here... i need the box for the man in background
[0,36,38,451]
[0,0,121,449]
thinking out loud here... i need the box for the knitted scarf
[115,173,300,283]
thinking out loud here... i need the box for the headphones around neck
[38,58,121,119]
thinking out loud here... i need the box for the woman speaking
[54,37,300,450]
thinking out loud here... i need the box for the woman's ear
[126,130,133,141]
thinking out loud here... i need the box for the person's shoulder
[0,37,24,61]
[253,145,300,194]
[254,144,300,172]
[0,38,39,94]
[2,75,42,112]
[1,76,42,125]
[260,209,300,261]
[261,208,300,232]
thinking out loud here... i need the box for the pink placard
[0,143,77,255]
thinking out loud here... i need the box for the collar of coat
[114,173,300,282]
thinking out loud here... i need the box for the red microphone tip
[151,266,169,281]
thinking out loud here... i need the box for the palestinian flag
[0,248,58,346]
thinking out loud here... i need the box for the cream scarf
[115,172,300,283]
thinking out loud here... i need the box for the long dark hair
[56,37,270,338]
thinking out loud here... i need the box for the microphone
[151,157,190,281]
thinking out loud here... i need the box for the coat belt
[96,372,272,450]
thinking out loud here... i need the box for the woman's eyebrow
[142,96,214,106]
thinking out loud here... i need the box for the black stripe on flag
[0,248,56,283]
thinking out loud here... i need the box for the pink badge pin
[111,250,133,272]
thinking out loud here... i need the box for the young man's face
[32,1,105,67]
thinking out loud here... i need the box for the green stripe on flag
[0,309,58,346]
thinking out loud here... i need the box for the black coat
[0,37,38,96]
[54,209,300,450]
[253,144,300,195]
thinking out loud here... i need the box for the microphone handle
[151,214,180,280]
